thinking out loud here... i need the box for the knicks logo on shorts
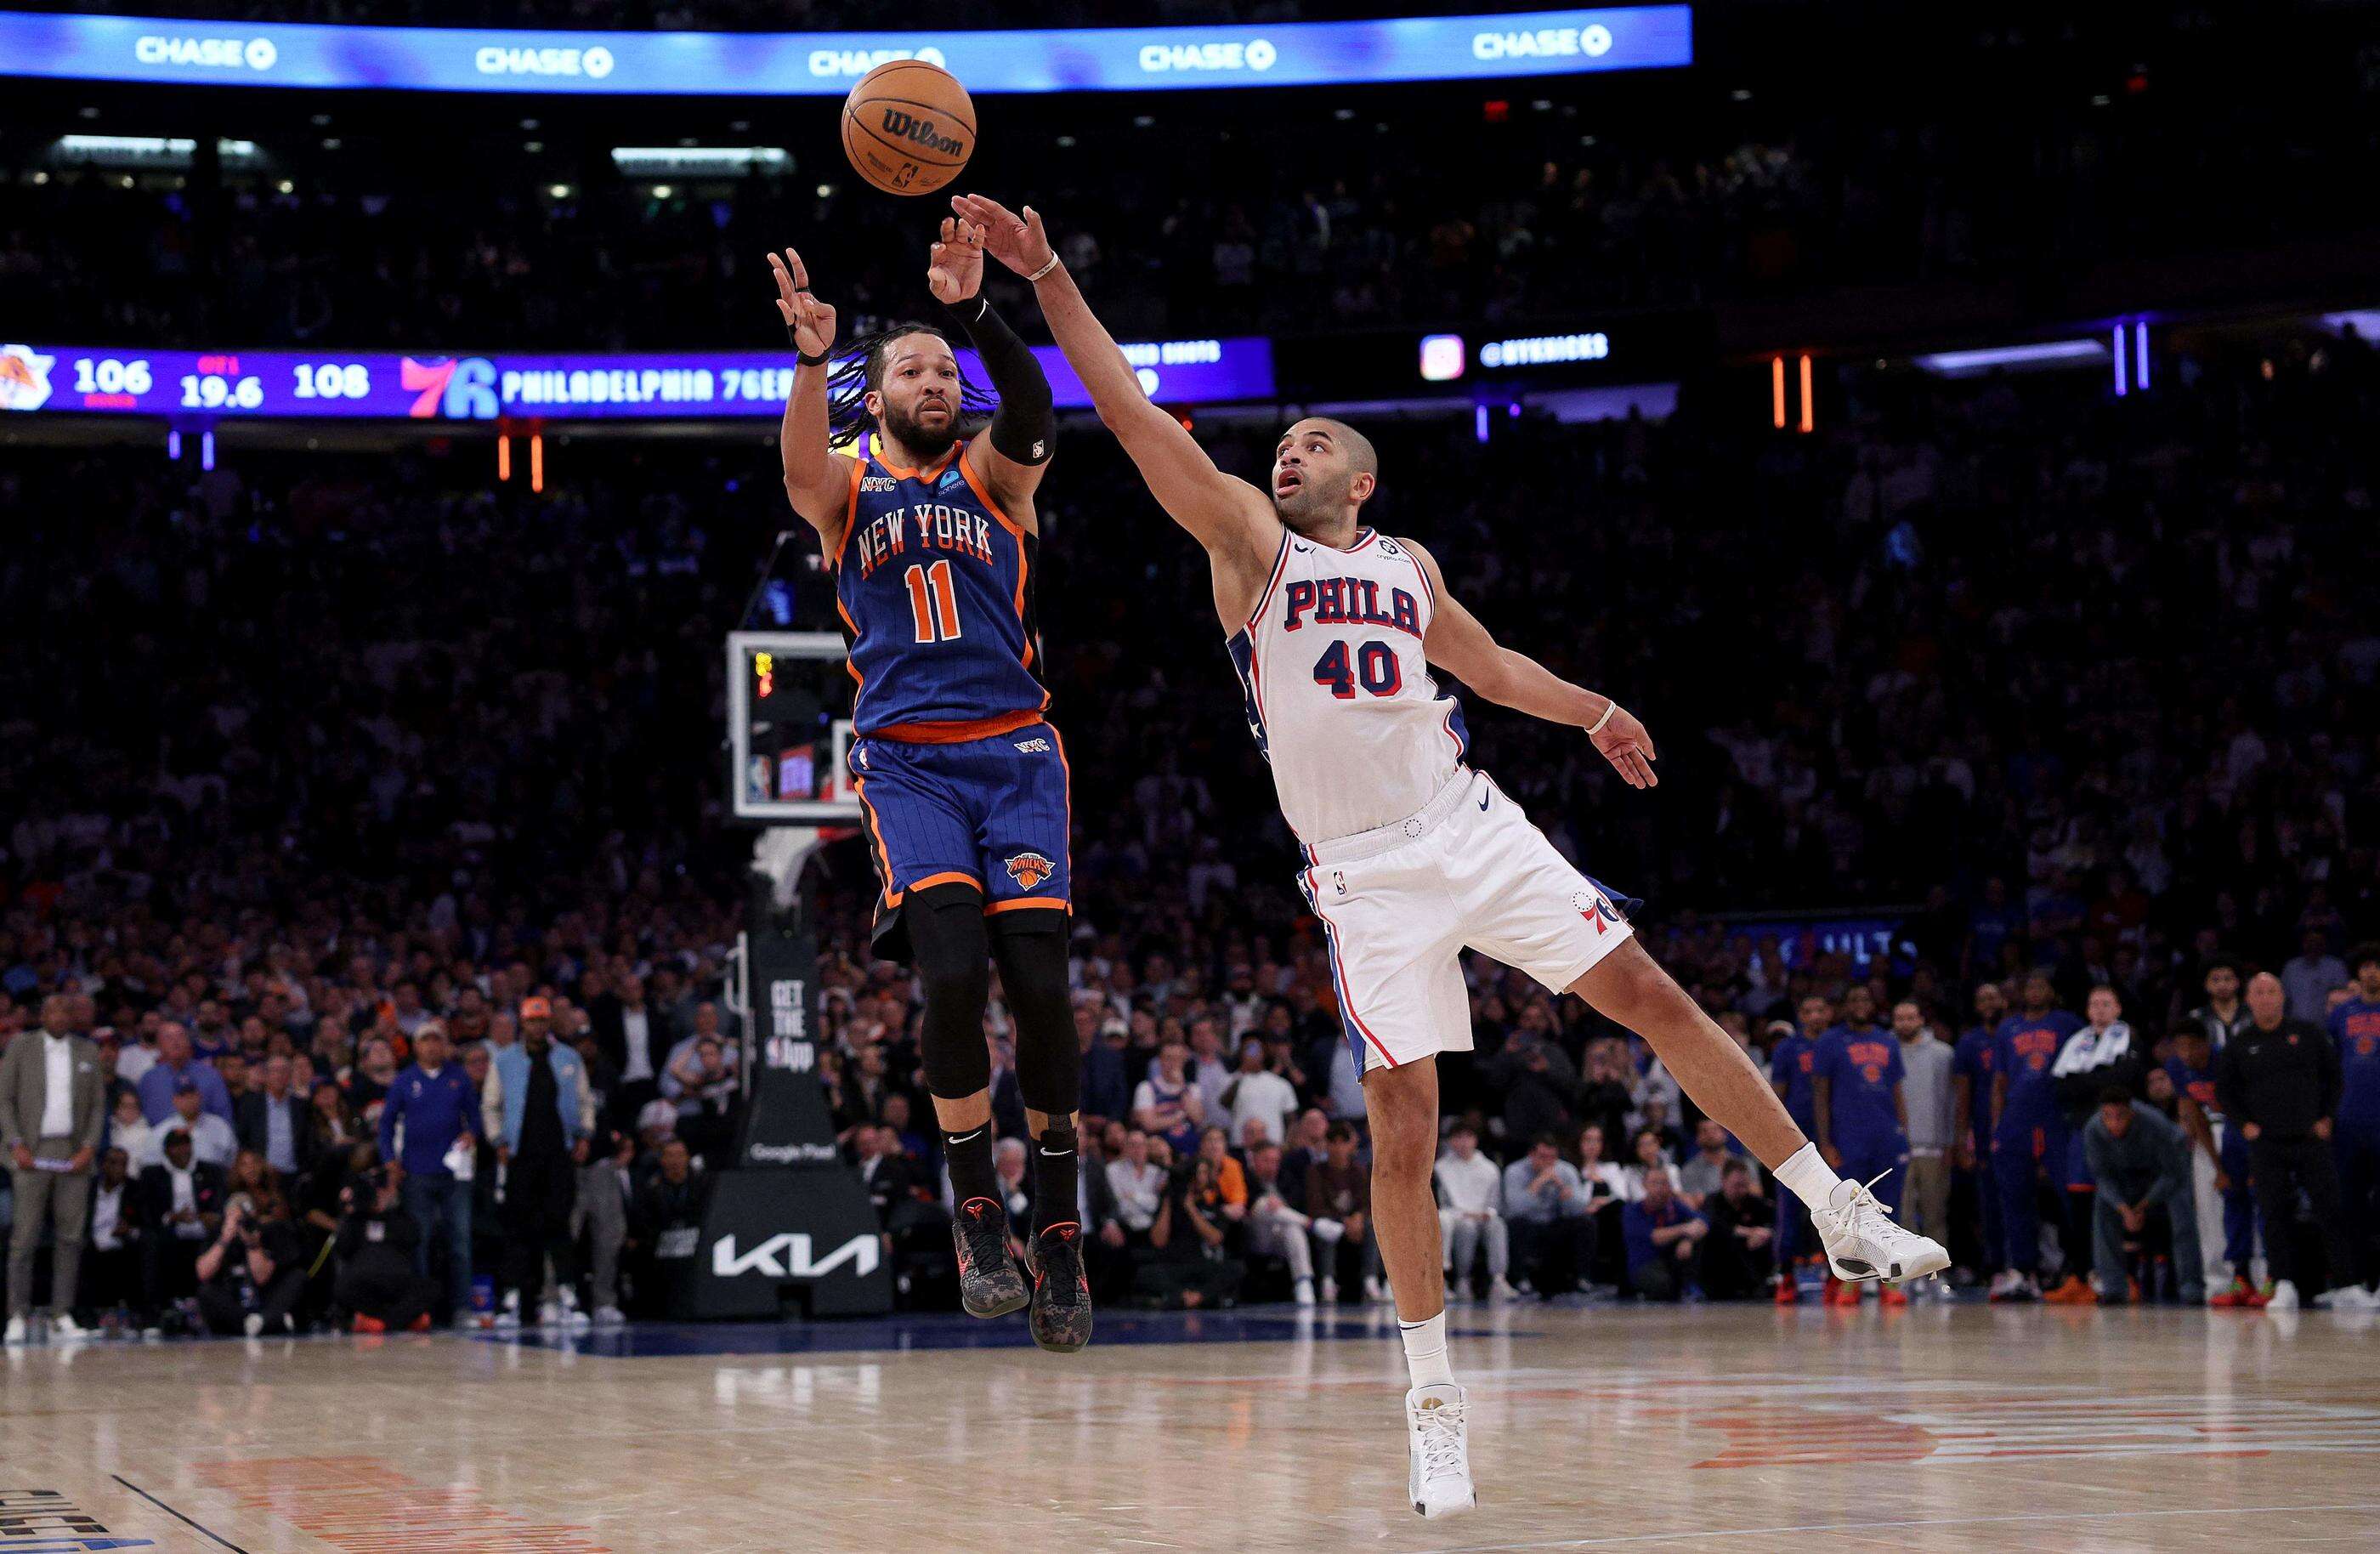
[1006,852,1056,891]
[1571,888,1623,935]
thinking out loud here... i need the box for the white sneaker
[491,1307,521,1331]
[1987,1269,2020,1300]
[1406,1383,1476,1518]
[1364,1275,1392,1305]
[1293,1279,1316,1308]
[1488,1278,1516,1303]
[50,1314,88,1341]
[1811,1174,1949,1284]
[2318,1285,2377,1313]
[1452,1279,1474,1304]
[3,1316,24,1347]
[592,1306,626,1328]
[242,1313,265,1338]
[536,1299,564,1328]
[2266,1279,2300,1313]
[1320,1278,1339,1305]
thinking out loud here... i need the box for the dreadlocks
[825,321,998,454]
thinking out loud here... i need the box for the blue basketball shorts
[851,719,1073,920]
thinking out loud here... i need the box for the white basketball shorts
[1294,767,1635,1074]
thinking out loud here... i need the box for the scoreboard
[0,341,1276,422]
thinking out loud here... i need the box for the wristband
[1025,252,1062,283]
[795,342,832,366]
[1587,700,1620,736]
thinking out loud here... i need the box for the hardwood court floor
[7,1302,2380,1553]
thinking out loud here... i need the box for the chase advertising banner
[0,6,1691,95]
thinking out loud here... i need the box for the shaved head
[1270,417,1380,533]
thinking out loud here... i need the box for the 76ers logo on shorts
[1572,887,1624,935]
[1006,852,1056,891]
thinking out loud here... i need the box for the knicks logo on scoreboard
[0,344,55,411]
[1006,852,1056,890]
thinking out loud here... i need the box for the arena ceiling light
[1910,338,2106,377]
[50,134,260,167]
[610,146,790,176]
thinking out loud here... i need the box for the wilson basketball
[842,60,977,196]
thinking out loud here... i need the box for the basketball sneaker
[1405,1383,1475,1518]
[1774,1275,1799,1306]
[2265,1279,2299,1312]
[1027,1222,1092,1353]
[952,1197,1028,1319]
[1811,1174,1949,1285]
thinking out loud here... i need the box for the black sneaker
[1028,1222,1093,1354]
[952,1198,1028,1319]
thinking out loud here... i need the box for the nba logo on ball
[842,59,977,196]
[1006,852,1055,890]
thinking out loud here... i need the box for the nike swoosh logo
[1478,792,1490,811]
[1040,1147,1073,1157]
[948,1129,984,1145]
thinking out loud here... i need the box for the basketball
[842,60,976,196]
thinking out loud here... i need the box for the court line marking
[1412,1500,2380,1552]
[110,1475,252,1554]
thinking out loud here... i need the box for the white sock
[1399,1312,1454,1390]
[1774,1142,1849,1214]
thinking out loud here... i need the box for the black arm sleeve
[948,296,1054,466]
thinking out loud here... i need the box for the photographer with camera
[333,1160,437,1333]
[193,1179,306,1336]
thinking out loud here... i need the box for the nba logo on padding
[1006,852,1055,890]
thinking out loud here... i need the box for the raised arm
[768,247,857,540]
[925,217,1053,519]
[1402,538,1658,790]
[950,194,1277,568]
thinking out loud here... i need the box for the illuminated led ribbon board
[0,340,1274,420]
[0,6,1689,94]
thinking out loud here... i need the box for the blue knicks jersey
[834,432,1048,737]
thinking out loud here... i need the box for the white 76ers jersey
[1226,527,1470,844]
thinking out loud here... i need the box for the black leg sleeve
[991,911,1079,1118]
[908,882,994,1101]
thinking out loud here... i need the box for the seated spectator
[82,1147,141,1327]
[1137,1149,1244,1310]
[1241,1141,1317,1306]
[1573,1123,1630,1285]
[1434,1123,1512,1302]
[1131,1040,1205,1160]
[332,1165,435,1333]
[194,1190,306,1336]
[994,1137,1034,1252]
[1696,1160,1776,1301]
[1622,1161,1706,1302]
[104,1090,154,1172]
[629,1138,711,1317]
[1676,1119,1739,1207]
[1105,1127,1167,1253]
[306,1080,365,1163]
[1622,1127,1685,1203]
[666,1035,740,1166]
[1221,1036,1299,1149]
[1503,1134,1596,1296]
[2083,1088,2203,1306]
[1305,1121,1381,1303]
[235,1053,314,1183]
[1192,1126,1248,1228]
[157,1080,238,1170]
[134,1025,232,1126]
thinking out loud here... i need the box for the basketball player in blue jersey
[769,227,1091,1353]
[953,190,1946,1518]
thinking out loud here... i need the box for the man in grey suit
[2,995,108,1342]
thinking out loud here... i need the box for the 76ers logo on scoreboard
[1006,852,1055,890]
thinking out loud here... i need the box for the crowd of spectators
[3,307,2377,1331]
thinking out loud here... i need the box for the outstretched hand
[768,247,838,358]
[1591,704,1658,789]
[949,193,1055,278]
[926,217,985,305]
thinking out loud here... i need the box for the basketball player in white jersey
[953,191,1947,1518]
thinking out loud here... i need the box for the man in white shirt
[1,995,106,1341]
[1104,1129,1166,1238]
[155,1082,238,1170]
[1434,1125,1513,1301]
[1221,1039,1299,1148]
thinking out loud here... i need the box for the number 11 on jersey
[904,560,964,644]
